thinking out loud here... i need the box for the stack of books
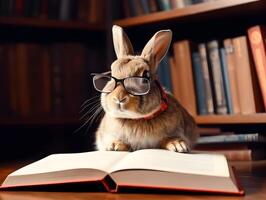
[122,0,220,17]
[163,25,266,116]
[0,43,103,118]
[0,0,105,23]
[194,132,266,161]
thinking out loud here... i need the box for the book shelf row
[0,0,105,23]
[157,24,266,117]
[0,43,103,118]
[122,0,218,18]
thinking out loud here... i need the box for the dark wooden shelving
[114,0,266,27]
[0,16,105,30]
[195,114,266,125]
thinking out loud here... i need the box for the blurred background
[1,0,266,163]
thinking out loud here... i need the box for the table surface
[0,160,266,200]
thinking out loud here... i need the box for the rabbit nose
[113,96,129,105]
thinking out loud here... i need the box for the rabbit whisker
[79,99,100,114]
[80,95,100,108]
[79,102,101,120]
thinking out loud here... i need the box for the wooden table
[0,160,266,200]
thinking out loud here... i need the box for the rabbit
[94,25,198,152]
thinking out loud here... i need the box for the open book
[1,149,244,195]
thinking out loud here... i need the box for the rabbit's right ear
[112,25,134,58]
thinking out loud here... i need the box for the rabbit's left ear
[112,25,134,58]
[141,30,172,72]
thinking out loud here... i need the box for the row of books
[0,43,102,117]
[0,0,104,23]
[158,25,266,116]
[194,131,266,161]
[123,0,219,17]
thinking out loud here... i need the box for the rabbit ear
[112,25,134,58]
[141,30,172,72]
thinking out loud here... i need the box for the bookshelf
[114,0,266,27]
[113,0,266,127]
[0,16,105,30]
[195,113,266,125]
[0,0,108,159]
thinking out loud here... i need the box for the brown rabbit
[94,25,198,152]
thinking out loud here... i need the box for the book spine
[148,0,158,13]
[247,25,266,110]
[169,56,182,103]
[47,0,60,19]
[192,52,208,115]
[58,0,72,20]
[232,36,256,114]
[223,39,241,114]
[157,0,172,11]
[42,45,52,114]
[158,54,172,92]
[140,0,150,14]
[14,0,25,16]
[7,45,18,115]
[50,44,63,115]
[197,133,265,144]
[219,48,233,114]
[173,40,197,116]
[171,0,186,8]
[128,0,138,16]
[16,44,30,116]
[198,43,214,114]
[207,40,228,114]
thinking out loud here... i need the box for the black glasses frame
[91,72,152,96]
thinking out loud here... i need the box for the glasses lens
[124,77,150,95]
[93,75,115,93]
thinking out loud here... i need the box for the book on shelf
[172,40,197,116]
[247,25,266,111]
[232,36,257,114]
[195,134,266,161]
[191,52,208,115]
[207,40,228,114]
[0,0,105,23]
[16,43,30,116]
[0,149,244,195]
[219,48,233,114]
[195,132,266,161]
[0,43,96,118]
[157,53,172,92]
[197,133,266,144]
[169,56,182,102]
[223,39,241,114]
[198,43,214,114]
[121,0,217,18]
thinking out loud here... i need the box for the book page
[109,149,229,177]
[10,151,128,176]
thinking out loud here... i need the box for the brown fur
[95,25,198,152]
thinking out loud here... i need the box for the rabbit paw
[161,138,189,153]
[106,141,130,151]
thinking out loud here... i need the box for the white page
[110,149,229,177]
[10,151,128,176]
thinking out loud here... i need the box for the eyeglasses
[91,72,151,96]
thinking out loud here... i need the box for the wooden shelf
[195,114,266,125]
[114,0,266,27]
[0,16,105,31]
[0,117,81,126]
